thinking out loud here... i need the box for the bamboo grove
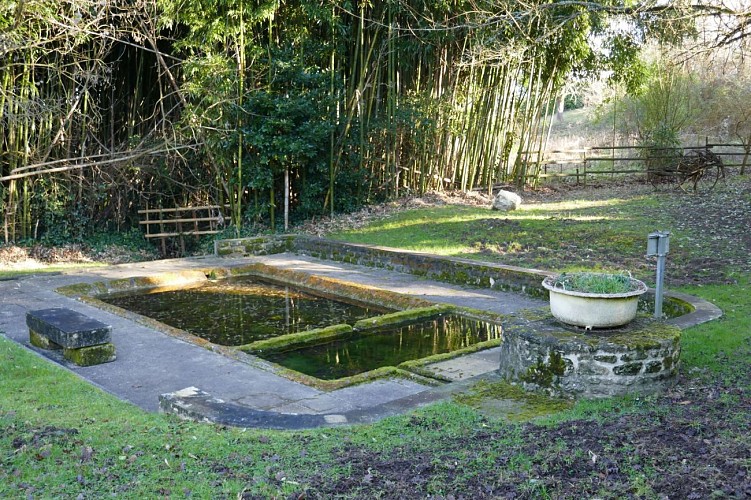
[1,0,652,244]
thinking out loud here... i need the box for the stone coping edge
[663,289,723,329]
[159,374,499,430]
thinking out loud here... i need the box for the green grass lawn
[329,200,655,275]
[1,183,749,497]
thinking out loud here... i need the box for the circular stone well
[498,313,681,398]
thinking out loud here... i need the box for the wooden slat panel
[137,205,229,215]
[139,217,221,225]
[144,230,222,239]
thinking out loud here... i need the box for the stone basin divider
[213,235,723,398]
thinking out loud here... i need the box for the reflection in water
[101,276,389,346]
[261,315,503,380]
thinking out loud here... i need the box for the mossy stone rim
[542,274,648,299]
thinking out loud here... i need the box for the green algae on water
[100,275,391,346]
[260,315,502,380]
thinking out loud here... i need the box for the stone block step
[26,308,112,349]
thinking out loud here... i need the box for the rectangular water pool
[100,275,391,346]
[259,314,502,380]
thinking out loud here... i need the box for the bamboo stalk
[329,4,337,216]
[235,0,246,237]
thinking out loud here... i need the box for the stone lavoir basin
[60,264,505,389]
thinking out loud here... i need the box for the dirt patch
[304,374,750,498]
[503,179,751,286]
[0,243,158,269]
[656,181,751,282]
[0,244,93,271]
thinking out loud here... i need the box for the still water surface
[101,276,389,346]
[261,314,502,379]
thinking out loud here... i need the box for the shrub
[550,272,637,294]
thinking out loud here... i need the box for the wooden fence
[138,205,229,255]
[523,142,747,185]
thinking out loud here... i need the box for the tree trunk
[556,93,565,122]
[284,167,289,232]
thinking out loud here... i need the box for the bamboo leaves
[1,0,665,246]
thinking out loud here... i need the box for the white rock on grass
[491,190,522,211]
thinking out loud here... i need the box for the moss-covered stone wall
[498,315,681,398]
[293,236,552,297]
[214,235,295,257]
[214,234,551,297]
[214,235,701,321]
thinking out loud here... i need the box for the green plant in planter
[543,273,648,328]
[551,272,638,294]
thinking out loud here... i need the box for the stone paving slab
[328,378,430,409]
[270,397,349,415]
[254,254,545,314]
[423,347,504,382]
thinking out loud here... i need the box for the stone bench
[26,308,116,366]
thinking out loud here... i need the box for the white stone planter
[542,275,648,329]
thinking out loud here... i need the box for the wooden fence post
[159,208,166,256]
[583,150,587,186]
